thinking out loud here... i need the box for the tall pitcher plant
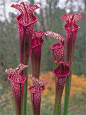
[11,2,39,115]
[61,14,83,115]
[44,30,65,115]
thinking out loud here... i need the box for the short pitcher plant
[5,63,28,115]
[28,75,47,115]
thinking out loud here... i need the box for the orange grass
[28,72,86,102]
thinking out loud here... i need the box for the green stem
[53,94,60,115]
[58,104,61,115]
[53,84,63,115]
[13,97,18,115]
[63,71,72,115]
[63,32,74,115]
[22,68,28,115]
[53,75,62,115]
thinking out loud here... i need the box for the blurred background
[0,0,86,115]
